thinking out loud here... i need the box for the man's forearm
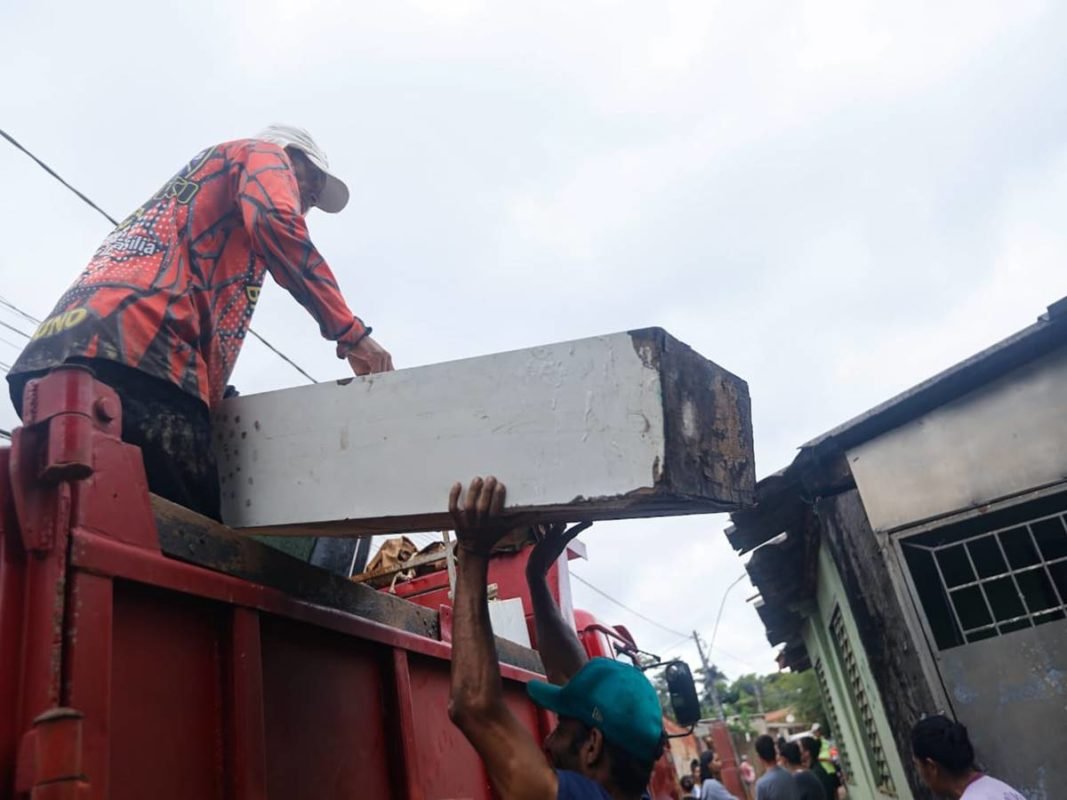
[529,574,587,685]
[449,552,505,720]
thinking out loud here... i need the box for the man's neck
[760,760,778,771]
[947,770,983,799]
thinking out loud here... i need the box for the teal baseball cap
[526,657,664,762]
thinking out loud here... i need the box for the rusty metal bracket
[9,367,122,554]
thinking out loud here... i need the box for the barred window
[901,491,1067,650]
[813,658,853,784]
[829,608,896,796]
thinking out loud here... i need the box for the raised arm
[525,522,591,685]
[447,477,557,800]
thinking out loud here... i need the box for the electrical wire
[1,128,121,227]
[246,328,318,383]
[0,319,30,339]
[569,572,689,639]
[1,126,318,383]
[0,295,41,325]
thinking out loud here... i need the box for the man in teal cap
[448,476,665,800]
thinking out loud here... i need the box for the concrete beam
[215,328,754,535]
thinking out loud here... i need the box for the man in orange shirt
[8,124,392,521]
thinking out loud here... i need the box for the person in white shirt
[910,715,1025,800]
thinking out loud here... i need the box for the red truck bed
[1,368,551,800]
[1,367,709,800]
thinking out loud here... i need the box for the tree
[693,663,729,719]
[759,671,827,729]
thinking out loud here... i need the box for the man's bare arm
[447,478,557,800]
[526,523,591,685]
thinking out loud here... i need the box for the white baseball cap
[255,124,350,213]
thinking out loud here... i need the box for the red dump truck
[0,367,743,799]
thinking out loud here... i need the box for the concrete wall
[848,345,1067,533]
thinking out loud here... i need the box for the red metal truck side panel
[259,614,393,800]
[7,369,675,799]
[408,653,492,799]
[109,581,226,800]
[63,571,114,800]
[0,449,25,794]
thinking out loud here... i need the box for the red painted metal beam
[226,608,267,800]
[62,572,112,800]
[385,650,424,800]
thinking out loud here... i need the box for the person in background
[691,759,703,795]
[698,751,734,800]
[910,716,1024,800]
[7,124,392,521]
[779,741,826,800]
[447,476,666,800]
[681,776,698,798]
[754,735,798,800]
[738,755,756,800]
[808,725,841,786]
[801,737,837,800]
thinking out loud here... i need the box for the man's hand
[525,521,592,581]
[447,474,559,800]
[449,476,511,556]
[347,335,394,375]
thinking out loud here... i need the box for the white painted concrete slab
[215,329,753,534]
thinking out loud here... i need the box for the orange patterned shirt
[11,139,367,407]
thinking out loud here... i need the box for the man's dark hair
[801,736,821,761]
[911,715,974,775]
[681,776,695,791]
[571,722,663,795]
[755,734,777,762]
[699,749,716,781]
[780,741,803,767]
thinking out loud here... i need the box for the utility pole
[754,678,765,715]
[693,630,725,721]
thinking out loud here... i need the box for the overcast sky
[3,0,1066,683]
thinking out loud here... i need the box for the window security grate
[829,608,896,796]
[813,657,854,784]
[901,497,1067,649]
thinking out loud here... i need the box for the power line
[0,295,41,325]
[1,126,317,384]
[0,320,30,340]
[567,574,767,673]
[247,328,318,383]
[1,128,121,226]
[569,572,689,639]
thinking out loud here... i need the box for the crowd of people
[677,718,1025,800]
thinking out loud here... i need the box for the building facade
[730,298,1067,799]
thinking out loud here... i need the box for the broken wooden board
[215,328,754,535]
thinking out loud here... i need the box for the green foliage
[718,670,829,730]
